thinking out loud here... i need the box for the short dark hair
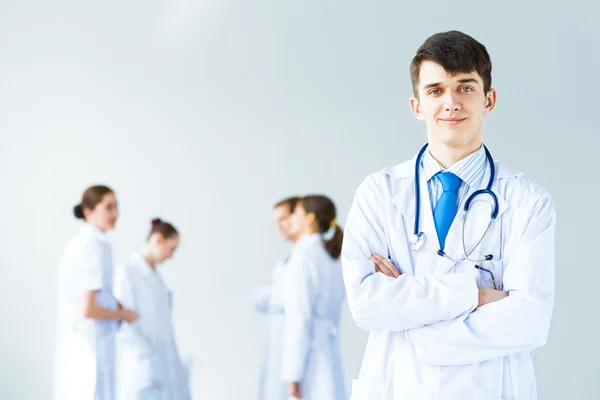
[274,196,300,213]
[410,30,492,97]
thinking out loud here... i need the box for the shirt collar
[293,233,322,250]
[422,144,486,187]
[131,252,156,276]
[80,223,109,243]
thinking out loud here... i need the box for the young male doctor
[342,30,556,400]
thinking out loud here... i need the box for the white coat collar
[131,252,156,277]
[293,233,322,251]
[80,223,109,243]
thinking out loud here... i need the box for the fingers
[127,309,138,323]
[373,253,400,278]
[477,286,508,307]
[370,253,400,278]
[371,256,396,278]
[287,382,302,398]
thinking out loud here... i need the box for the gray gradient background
[1,1,598,399]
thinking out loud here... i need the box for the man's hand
[478,286,508,307]
[287,382,302,398]
[370,253,401,278]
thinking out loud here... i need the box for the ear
[83,207,94,220]
[484,88,497,114]
[150,233,164,245]
[306,212,317,226]
[410,96,425,120]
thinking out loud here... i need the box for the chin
[432,129,475,147]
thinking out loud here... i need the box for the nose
[443,91,462,112]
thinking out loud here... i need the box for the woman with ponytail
[281,195,346,400]
[55,185,138,400]
[114,218,191,400]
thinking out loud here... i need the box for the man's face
[273,204,294,241]
[410,61,496,150]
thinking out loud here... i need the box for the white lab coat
[342,154,556,400]
[54,224,119,400]
[251,259,290,400]
[282,234,346,400]
[114,253,190,400]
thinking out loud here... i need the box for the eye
[428,88,441,96]
[459,86,473,93]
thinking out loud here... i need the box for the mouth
[439,118,467,125]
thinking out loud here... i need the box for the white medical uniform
[251,257,290,400]
[282,234,346,400]
[114,253,190,400]
[342,153,556,399]
[54,224,119,400]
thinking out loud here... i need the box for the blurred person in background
[251,196,300,400]
[54,185,137,400]
[115,218,190,400]
[282,195,346,400]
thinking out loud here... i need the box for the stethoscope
[410,143,500,289]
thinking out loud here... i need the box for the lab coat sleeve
[250,283,272,313]
[407,194,556,366]
[250,264,277,315]
[80,242,105,292]
[113,265,153,357]
[281,255,316,382]
[342,177,478,332]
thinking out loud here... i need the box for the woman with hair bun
[281,195,346,400]
[115,218,190,400]
[54,185,138,400]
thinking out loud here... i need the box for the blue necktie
[433,172,462,250]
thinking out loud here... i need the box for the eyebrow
[457,78,479,85]
[422,78,480,90]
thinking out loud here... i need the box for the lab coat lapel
[392,158,440,276]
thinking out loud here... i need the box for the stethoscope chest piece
[411,232,426,251]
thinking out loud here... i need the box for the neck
[427,141,481,169]
[297,226,319,241]
[88,222,107,233]
[141,248,157,270]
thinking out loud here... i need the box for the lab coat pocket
[350,379,388,400]
[474,221,504,290]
